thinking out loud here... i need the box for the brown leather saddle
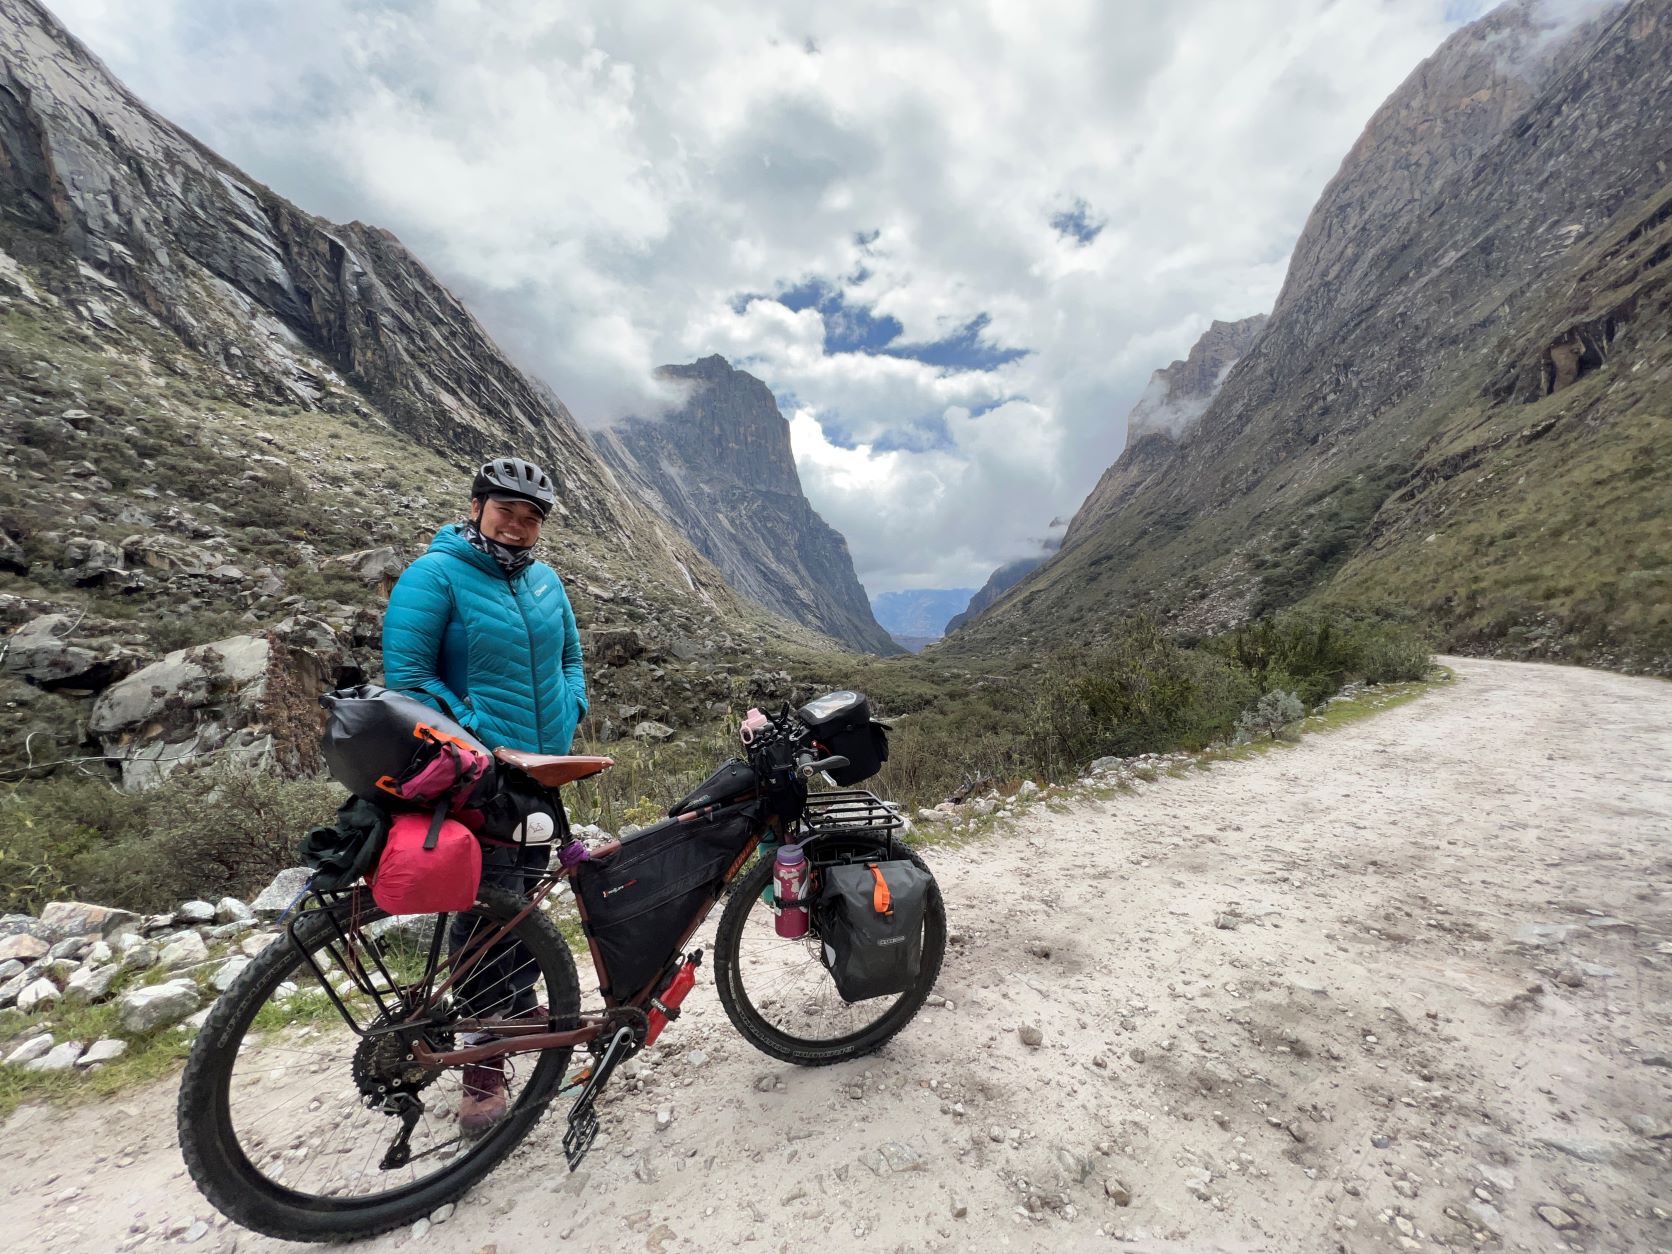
[493,747,614,787]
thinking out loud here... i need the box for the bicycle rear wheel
[713,835,945,1065]
[178,885,579,1243]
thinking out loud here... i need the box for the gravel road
[6,655,1670,1253]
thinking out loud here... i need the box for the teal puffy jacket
[382,524,588,754]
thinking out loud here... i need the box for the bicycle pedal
[563,1101,599,1170]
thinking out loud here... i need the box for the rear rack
[802,789,903,836]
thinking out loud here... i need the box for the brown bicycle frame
[405,821,771,1071]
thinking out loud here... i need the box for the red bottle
[644,954,700,1046]
[773,844,810,939]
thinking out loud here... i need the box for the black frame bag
[816,859,932,1002]
[574,800,760,1001]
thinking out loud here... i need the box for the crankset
[563,1025,635,1171]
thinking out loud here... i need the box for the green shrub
[1235,690,1306,743]
[0,766,341,913]
[146,609,254,654]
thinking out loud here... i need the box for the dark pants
[448,843,549,1028]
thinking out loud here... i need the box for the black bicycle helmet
[471,457,556,518]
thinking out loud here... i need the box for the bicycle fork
[562,1025,635,1170]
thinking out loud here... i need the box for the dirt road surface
[6,656,1670,1253]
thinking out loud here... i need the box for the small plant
[1235,689,1306,743]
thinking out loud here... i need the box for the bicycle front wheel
[177,885,580,1243]
[714,835,945,1065]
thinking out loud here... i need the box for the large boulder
[117,979,201,1032]
[87,620,342,788]
[324,546,406,594]
[119,534,216,574]
[251,867,312,918]
[583,627,647,668]
[2,614,146,692]
[37,901,140,940]
[60,537,127,588]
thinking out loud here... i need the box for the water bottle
[644,953,701,1046]
[773,844,810,939]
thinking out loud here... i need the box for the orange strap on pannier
[867,863,892,917]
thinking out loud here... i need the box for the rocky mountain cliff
[1063,315,1267,548]
[0,0,844,783]
[591,356,901,655]
[948,0,1671,673]
[944,545,1059,636]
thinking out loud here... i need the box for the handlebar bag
[369,807,483,914]
[816,858,931,1002]
[574,799,760,1002]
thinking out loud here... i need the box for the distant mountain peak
[593,358,900,654]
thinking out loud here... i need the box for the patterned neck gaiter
[463,519,535,578]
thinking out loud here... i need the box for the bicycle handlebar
[795,753,850,781]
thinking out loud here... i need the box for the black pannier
[574,799,760,1000]
[668,758,759,817]
[816,858,932,1002]
[796,690,889,787]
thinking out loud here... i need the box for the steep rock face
[1065,315,1266,546]
[593,357,900,655]
[947,0,1672,670]
[0,0,653,537]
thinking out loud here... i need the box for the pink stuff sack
[370,810,483,914]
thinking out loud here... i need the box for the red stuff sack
[370,807,483,914]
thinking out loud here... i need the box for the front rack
[802,788,903,835]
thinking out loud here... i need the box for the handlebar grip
[795,754,850,780]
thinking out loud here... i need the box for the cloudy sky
[51,0,1499,595]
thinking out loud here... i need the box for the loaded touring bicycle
[177,687,946,1242]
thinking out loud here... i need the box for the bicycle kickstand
[563,1025,634,1171]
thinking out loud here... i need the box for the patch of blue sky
[1442,0,1495,23]
[738,277,1028,371]
[1050,199,1104,245]
[879,314,1029,372]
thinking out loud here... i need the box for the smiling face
[471,495,545,546]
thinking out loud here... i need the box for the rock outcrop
[1063,315,1266,547]
[593,356,901,655]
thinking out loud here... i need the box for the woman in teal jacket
[381,456,587,1135]
[383,461,587,753]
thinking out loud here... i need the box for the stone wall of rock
[593,356,901,656]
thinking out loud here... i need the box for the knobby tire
[712,835,945,1065]
[177,886,580,1243]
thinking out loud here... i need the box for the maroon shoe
[458,1061,508,1137]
